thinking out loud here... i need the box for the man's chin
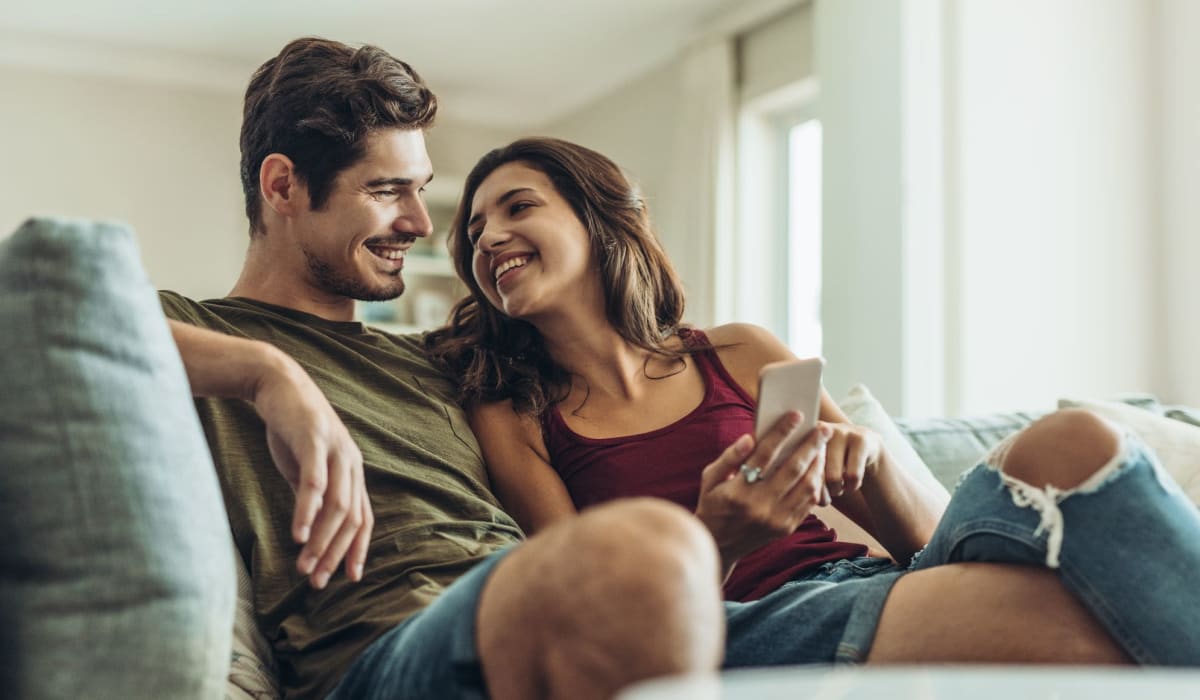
[355,285,405,302]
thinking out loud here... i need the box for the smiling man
[159,37,723,699]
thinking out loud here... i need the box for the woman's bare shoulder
[697,324,796,398]
[702,322,782,347]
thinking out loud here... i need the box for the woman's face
[466,162,598,320]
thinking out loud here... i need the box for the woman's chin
[498,297,541,322]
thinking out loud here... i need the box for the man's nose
[396,202,433,238]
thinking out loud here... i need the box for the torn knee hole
[981,434,1130,569]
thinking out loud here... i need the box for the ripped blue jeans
[910,432,1200,664]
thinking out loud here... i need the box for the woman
[427,137,1200,664]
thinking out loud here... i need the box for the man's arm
[168,319,373,590]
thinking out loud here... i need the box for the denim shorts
[724,555,904,667]
[325,548,511,700]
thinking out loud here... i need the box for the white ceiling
[0,0,783,127]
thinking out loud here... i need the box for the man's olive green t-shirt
[160,292,523,699]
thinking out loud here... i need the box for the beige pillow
[1057,398,1200,507]
[838,384,950,502]
[227,548,282,700]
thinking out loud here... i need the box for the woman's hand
[694,411,833,570]
[818,421,885,500]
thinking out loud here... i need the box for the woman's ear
[259,153,305,218]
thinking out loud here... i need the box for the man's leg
[478,498,724,699]
[871,409,1200,663]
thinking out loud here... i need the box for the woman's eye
[510,202,532,215]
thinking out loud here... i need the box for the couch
[3,218,1199,699]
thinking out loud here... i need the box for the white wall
[952,0,1157,414]
[0,66,247,300]
[815,0,908,414]
[817,0,1164,417]
[424,116,522,184]
[1160,0,1200,407]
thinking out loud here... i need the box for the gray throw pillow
[0,218,235,698]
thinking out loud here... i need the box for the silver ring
[739,464,763,484]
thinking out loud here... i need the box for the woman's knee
[1000,409,1123,490]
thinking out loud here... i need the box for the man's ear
[259,153,305,218]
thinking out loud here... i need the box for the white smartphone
[755,357,826,469]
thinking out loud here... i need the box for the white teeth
[494,255,530,281]
[369,247,405,260]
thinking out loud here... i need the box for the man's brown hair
[239,37,437,235]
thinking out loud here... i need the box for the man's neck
[229,251,358,322]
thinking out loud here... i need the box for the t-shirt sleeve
[158,290,202,324]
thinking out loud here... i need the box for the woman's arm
[467,400,578,535]
[708,323,945,564]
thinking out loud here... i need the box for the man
[162,37,723,699]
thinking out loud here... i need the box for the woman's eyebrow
[468,187,535,228]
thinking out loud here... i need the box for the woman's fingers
[774,424,831,511]
[700,433,755,493]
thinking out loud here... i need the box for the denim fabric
[912,434,1200,665]
[0,219,235,698]
[326,548,511,700]
[724,556,903,667]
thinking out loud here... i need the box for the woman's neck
[539,316,659,403]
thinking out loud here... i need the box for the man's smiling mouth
[366,245,407,261]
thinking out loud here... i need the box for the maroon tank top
[541,329,867,601]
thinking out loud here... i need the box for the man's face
[293,129,434,302]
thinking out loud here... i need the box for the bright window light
[787,119,822,356]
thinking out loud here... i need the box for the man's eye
[372,190,398,198]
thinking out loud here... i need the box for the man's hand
[251,355,374,589]
[167,319,373,589]
[694,411,832,570]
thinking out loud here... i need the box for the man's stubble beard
[303,248,405,302]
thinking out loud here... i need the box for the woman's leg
[870,563,1130,662]
[869,409,1200,665]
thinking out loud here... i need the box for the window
[786,118,822,356]
[732,82,821,357]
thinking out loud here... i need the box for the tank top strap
[678,328,756,408]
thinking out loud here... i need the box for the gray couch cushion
[895,411,1044,490]
[0,218,235,698]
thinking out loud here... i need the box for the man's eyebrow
[364,174,434,188]
[467,187,535,228]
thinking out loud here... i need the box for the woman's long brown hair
[424,137,698,416]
